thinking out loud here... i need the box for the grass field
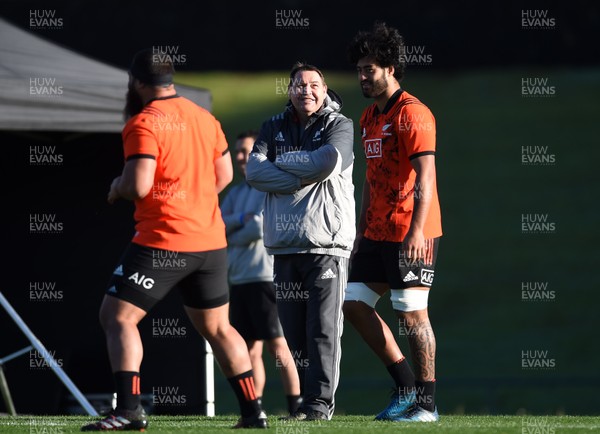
[1,414,599,433]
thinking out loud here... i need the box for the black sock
[227,370,261,417]
[114,371,141,411]
[286,394,302,414]
[415,380,436,412]
[386,358,415,397]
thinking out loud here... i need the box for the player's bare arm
[403,155,436,260]
[108,157,156,204]
[214,150,233,193]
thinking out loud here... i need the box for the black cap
[129,48,175,86]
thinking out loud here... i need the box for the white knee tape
[344,282,380,308]
[390,289,429,312]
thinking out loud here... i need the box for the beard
[123,83,145,121]
[361,75,389,98]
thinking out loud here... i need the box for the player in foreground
[81,49,266,430]
[343,22,442,422]
[221,130,302,415]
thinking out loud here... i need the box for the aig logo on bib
[128,272,155,289]
[365,139,382,158]
[420,269,434,286]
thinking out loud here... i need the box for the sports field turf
[1,414,599,433]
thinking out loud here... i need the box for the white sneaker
[397,405,439,422]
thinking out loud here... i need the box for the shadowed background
[0,0,598,416]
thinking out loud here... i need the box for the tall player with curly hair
[344,22,442,422]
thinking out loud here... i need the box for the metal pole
[0,345,33,416]
[205,340,215,417]
[0,292,99,416]
[0,346,33,365]
[0,364,16,416]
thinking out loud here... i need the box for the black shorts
[106,242,229,311]
[349,237,440,288]
[229,281,283,341]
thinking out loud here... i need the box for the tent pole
[0,292,99,416]
[0,364,16,416]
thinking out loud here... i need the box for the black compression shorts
[229,281,283,341]
[106,242,229,311]
[349,237,440,288]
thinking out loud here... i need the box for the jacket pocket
[305,181,342,248]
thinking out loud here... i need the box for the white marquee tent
[0,17,211,132]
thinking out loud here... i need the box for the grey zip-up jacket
[221,183,273,285]
[246,90,355,258]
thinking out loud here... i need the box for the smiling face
[288,70,328,122]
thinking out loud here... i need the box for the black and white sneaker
[234,410,268,429]
[81,406,148,431]
[280,409,328,421]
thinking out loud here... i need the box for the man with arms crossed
[221,130,302,415]
[246,63,355,421]
[344,22,442,422]
[82,49,266,430]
